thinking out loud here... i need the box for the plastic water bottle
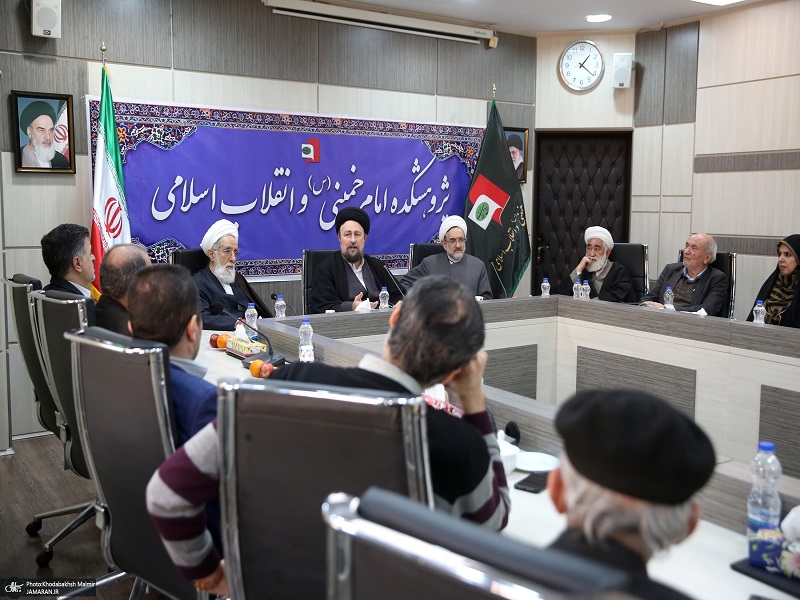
[379,286,390,310]
[572,279,581,300]
[753,300,766,325]
[299,318,314,363]
[541,278,550,297]
[663,286,675,310]
[747,441,782,537]
[274,295,287,319]
[580,280,590,301]
[244,303,258,341]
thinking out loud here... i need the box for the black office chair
[27,290,97,567]
[64,327,197,600]
[409,242,445,269]
[323,487,632,599]
[609,243,649,299]
[218,379,432,599]
[170,247,208,275]
[677,249,737,319]
[302,249,338,314]
[4,277,96,564]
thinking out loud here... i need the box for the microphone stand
[383,265,406,299]
[269,292,298,315]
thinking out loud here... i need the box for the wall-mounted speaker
[31,0,62,39]
[612,53,633,89]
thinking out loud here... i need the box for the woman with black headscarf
[748,234,800,327]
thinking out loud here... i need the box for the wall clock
[558,40,604,91]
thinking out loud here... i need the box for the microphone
[490,261,509,299]
[269,292,298,315]
[210,302,285,366]
[382,265,406,299]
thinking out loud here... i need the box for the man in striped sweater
[146,275,509,593]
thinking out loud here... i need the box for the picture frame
[11,90,75,174]
[504,127,528,183]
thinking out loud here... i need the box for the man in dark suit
[194,219,271,330]
[95,244,151,335]
[642,233,728,316]
[128,264,216,447]
[547,389,715,600]
[41,223,95,297]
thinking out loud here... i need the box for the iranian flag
[53,102,70,162]
[90,65,131,297]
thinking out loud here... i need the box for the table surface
[199,331,795,600]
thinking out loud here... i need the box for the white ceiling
[328,0,768,36]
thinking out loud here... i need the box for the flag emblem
[467,174,509,230]
[104,197,123,238]
[302,138,320,164]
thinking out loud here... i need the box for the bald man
[19,101,69,169]
[401,215,492,299]
[95,244,152,335]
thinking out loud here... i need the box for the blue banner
[88,100,482,275]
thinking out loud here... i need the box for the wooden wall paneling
[714,236,782,257]
[173,0,318,82]
[657,212,691,274]
[0,0,171,67]
[729,254,779,322]
[633,29,666,127]
[319,23,436,94]
[438,33,536,103]
[695,77,800,155]
[631,125,662,195]
[493,102,535,132]
[693,171,800,237]
[484,386,561,455]
[697,0,800,88]
[435,96,488,126]
[485,345,536,398]
[695,151,800,174]
[663,22,699,125]
[761,385,800,479]
[318,86,437,121]
[661,123,694,196]
[0,54,88,153]
[576,346,697,419]
[250,279,302,320]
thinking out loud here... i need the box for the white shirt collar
[357,354,422,396]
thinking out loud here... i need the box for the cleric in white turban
[192,219,272,330]
[554,225,634,302]
[401,214,492,299]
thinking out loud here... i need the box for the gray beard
[586,256,607,273]
[212,261,236,285]
[343,248,363,265]
[32,139,56,163]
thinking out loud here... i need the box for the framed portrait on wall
[11,90,75,174]
[504,127,528,183]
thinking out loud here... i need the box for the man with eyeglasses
[310,207,403,313]
[194,219,272,330]
[401,215,492,299]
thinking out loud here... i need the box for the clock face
[559,40,604,91]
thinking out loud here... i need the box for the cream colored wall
[535,34,636,130]
[694,0,800,320]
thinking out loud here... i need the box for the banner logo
[104,197,123,238]
[301,138,320,164]
[467,174,509,230]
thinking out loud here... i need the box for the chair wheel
[36,550,53,567]
[26,520,43,535]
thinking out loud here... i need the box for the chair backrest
[170,247,208,275]
[609,242,649,299]
[302,249,338,314]
[219,379,432,600]
[409,243,445,269]
[677,249,737,319]
[323,487,632,600]
[4,275,60,435]
[66,326,195,600]
[31,290,94,478]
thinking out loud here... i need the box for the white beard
[32,138,56,163]
[212,260,236,285]
[586,255,607,273]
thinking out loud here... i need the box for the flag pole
[492,83,496,99]
[101,41,106,66]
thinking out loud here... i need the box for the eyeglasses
[444,237,466,246]
[216,247,239,258]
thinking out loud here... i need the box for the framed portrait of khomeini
[504,127,528,183]
[11,90,75,174]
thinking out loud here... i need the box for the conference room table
[198,322,798,600]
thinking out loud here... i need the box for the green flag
[464,101,531,298]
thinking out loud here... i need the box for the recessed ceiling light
[586,14,612,23]
[689,0,744,6]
